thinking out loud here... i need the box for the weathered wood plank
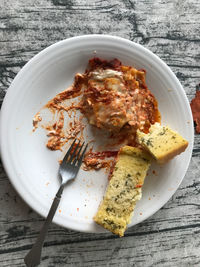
[0,156,200,266]
[0,0,200,266]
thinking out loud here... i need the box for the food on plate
[33,57,189,236]
[94,146,151,237]
[137,123,188,164]
[79,58,161,134]
[33,57,161,154]
[83,150,118,171]
[190,86,200,134]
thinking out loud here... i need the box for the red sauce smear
[83,150,118,171]
[85,151,118,159]
[135,184,142,188]
[190,86,200,133]
[46,111,65,150]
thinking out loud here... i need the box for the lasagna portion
[33,57,161,168]
[78,58,160,134]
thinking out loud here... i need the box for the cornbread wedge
[137,123,188,164]
[94,146,151,237]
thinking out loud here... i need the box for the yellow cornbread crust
[137,123,188,164]
[94,146,151,237]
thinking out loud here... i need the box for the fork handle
[24,184,64,267]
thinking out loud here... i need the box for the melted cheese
[90,69,123,80]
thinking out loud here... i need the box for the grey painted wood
[0,0,200,266]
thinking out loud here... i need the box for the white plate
[0,35,194,233]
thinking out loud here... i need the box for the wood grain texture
[0,0,200,266]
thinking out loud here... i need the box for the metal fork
[24,139,88,267]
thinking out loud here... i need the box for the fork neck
[56,184,64,199]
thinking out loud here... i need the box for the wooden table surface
[0,0,200,266]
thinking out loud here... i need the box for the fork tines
[61,139,88,166]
